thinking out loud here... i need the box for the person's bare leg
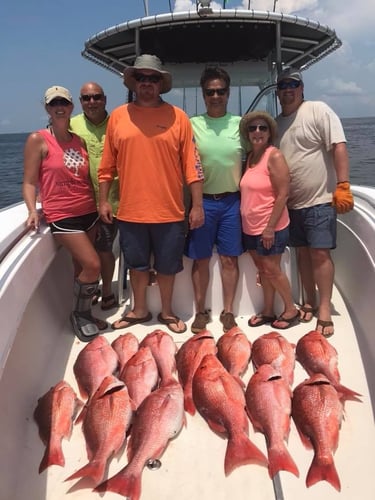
[219,255,239,313]
[248,251,276,325]
[297,246,317,320]
[99,250,116,302]
[112,269,150,328]
[191,258,210,313]
[310,247,334,336]
[157,272,186,333]
[261,254,298,329]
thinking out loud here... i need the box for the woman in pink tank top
[239,111,299,330]
[22,85,107,341]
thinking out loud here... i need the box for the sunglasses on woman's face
[248,125,269,133]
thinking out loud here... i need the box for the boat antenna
[273,0,278,12]
[168,0,173,12]
[142,0,149,16]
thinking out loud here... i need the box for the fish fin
[95,469,141,500]
[39,443,65,473]
[224,433,268,476]
[184,393,196,416]
[268,445,299,478]
[75,403,88,424]
[65,460,106,486]
[335,383,362,403]
[306,456,341,491]
[232,374,245,388]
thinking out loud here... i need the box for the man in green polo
[70,82,119,310]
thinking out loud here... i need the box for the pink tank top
[240,146,289,235]
[38,129,97,223]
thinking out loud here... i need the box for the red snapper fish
[251,331,295,386]
[292,373,343,491]
[95,380,184,500]
[216,326,252,387]
[175,329,217,415]
[73,336,119,401]
[34,380,82,473]
[139,329,178,386]
[245,364,299,478]
[119,346,159,409]
[66,375,134,486]
[192,353,268,476]
[296,330,362,402]
[111,332,139,373]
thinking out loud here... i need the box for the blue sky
[1,0,374,133]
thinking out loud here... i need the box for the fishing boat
[0,2,374,499]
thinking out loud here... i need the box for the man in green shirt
[70,82,119,310]
[185,67,244,333]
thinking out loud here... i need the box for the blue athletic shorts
[242,226,289,256]
[288,203,337,249]
[95,218,118,252]
[185,192,243,259]
[49,212,98,234]
[118,220,185,275]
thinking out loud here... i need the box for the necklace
[49,125,73,143]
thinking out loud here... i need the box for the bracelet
[337,181,349,185]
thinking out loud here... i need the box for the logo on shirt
[64,148,86,176]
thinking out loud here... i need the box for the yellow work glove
[332,181,354,214]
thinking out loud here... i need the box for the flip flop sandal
[93,316,108,330]
[299,305,317,323]
[101,294,117,311]
[248,314,276,327]
[316,319,334,338]
[157,313,187,334]
[271,311,300,330]
[111,312,152,330]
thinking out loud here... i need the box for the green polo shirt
[70,113,119,214]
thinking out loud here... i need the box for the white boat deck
[0,244,374,500]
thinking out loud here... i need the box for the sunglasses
[248,125,269,133]
[204,88,228,97]
[48,98,72,107]
[277,80,302,90]
[133,73,162,83]
[80,93,104,102]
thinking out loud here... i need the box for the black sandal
[101,293,117,311]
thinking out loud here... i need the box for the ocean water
[0,117,374,210]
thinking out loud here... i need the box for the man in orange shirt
[99,54,204,334]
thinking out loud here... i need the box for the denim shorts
[95,218,118,252]
[118,220,185,275]
[242,226,289,256]
[288,203,337,249]
[49,212,98,234]
[185,193,243,259]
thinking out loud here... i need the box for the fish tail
[224,433,268,476]
[336,383,362,403]
[65,460,105,485]
[268,445,299,478]
[306,456,341,491]
[95,467,141,500]
[39,443,65,473]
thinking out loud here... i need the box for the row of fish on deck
[34,327,361,499]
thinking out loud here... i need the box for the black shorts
[49,212,99,234]
[95,218,118,252]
